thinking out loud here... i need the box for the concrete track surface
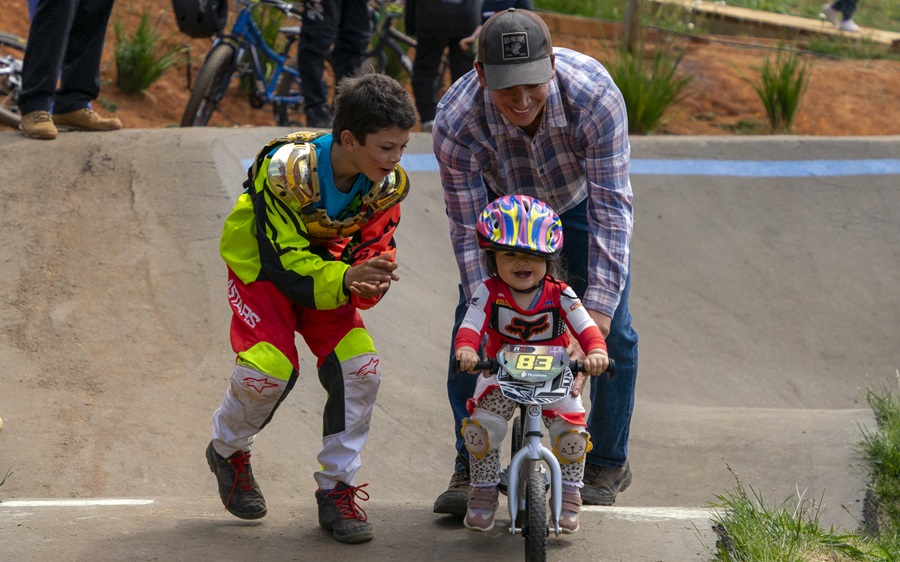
[0,129,897,561]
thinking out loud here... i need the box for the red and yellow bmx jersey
[455,276,607,358]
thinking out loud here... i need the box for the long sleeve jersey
[455,276,607,359]
[220,137,405,311]
[433,48,633,318]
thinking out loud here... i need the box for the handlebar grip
[571,357,616,377]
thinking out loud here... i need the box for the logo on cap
[501,32,529,61]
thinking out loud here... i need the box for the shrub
[114,2,181,95]
[601,34,692,134]
[747,47,811,132]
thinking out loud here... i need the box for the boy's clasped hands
[344,256,399,298]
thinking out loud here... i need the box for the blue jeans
[446,198,639,471]
[831,0,858,20]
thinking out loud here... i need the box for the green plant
[707,467,868,561]
[859,375,900,535]
[746,47,810,132]
[113,1,181,95]
[601,34,692,134]
[98,97,119,112]
[0,467,11,488]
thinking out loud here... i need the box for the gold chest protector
[257,131,408,239]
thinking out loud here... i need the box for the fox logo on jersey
[505,314,550,341]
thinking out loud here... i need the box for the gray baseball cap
[477,8,553,90]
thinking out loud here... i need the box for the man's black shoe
[305,104,333,129]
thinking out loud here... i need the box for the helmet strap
[510,283,541,294]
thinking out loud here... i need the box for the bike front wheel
[0,31,27,128]
[524,471,548,562]
[180,42,237,127]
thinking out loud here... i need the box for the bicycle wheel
[0,32,27,128]
[180,42,238,127]
[524,472,548,562]
[272,58,334,127]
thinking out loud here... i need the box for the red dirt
[1,4,898,136]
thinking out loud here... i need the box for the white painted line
[583,506,714,522]
[1,499,154,508]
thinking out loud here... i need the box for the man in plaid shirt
[431,8,639,516]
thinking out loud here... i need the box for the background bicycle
[362,0,450,96]
[0,31,26,129]
[178,0,312,127]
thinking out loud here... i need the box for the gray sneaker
[433,454,470,516]
[205,441,267,519]
[316,482,374,544]
[464,485,499,532]
[581,460,632,506]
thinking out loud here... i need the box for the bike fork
[506,405,563,536]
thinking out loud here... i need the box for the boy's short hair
[332,73,417,143]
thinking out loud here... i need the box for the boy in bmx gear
[205,72,417,544]
[455,195,610,533]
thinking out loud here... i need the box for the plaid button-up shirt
[433,48,633,317]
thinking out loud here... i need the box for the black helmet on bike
[172,0,228,39]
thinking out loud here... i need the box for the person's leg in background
[53,0,115,114]
[331,0,370,82]
[410,36,446,131]
[18,0,75,138]
[558,200,639,506]
[298,0,339,127]
[433,284,478,516]
[446,39,474,83]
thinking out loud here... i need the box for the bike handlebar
[463,357,617,377]
[239,0,303,17]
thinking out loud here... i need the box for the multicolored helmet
[476,195,564,258]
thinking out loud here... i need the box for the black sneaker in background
[305,104,333,129]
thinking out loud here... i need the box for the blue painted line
[631,159,900,177]
[244,155,900,178]
[398,154,900,177]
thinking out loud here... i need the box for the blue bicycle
[180,0,308,127]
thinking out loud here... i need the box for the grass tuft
[707,466,867,561]
[858,373,900,536]
[113,1,181,95]
[746,47,810,132]
[600,33,693,134]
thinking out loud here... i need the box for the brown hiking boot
[581,460,632,506]
[433,454,470,516]
[19,110,57,139]
[53,108,122,131]
[315,482,375,544]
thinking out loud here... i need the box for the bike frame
[214,0,302,105]
[367,1,415,74]
[506,403,564,537]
